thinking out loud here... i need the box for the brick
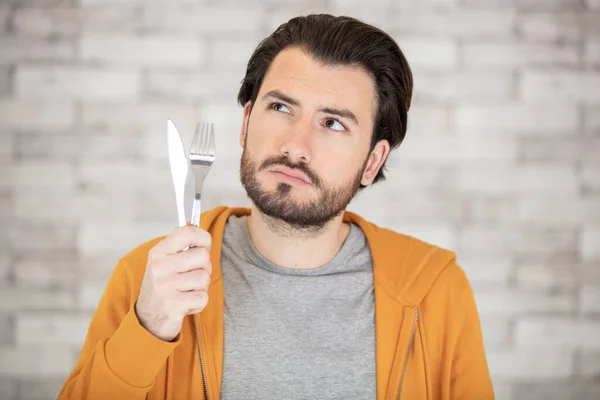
[518,12,582,41]
[210,38,262,70]
[588,0,600,10]
[397,134,459,162]
[465,197,518,225]
[79,127,144,161]
[78,160,169,191]
[0,67,10,98]
[582,12,600,36]
[12,8,79,37]
[407,105,450,135]
[134,186,183,222]
[515,197,586,227]
[459,257,513,285]
[15,67,141,100]
[581,226,600,260]
[0,7,9,32]
[581,285,600,314]
[76,187,138,223]
[145,71,240,101]
[8,225,76,253]
[416,72,513,102]
[458,164,578,196]
[12,253,77,289]
[516,0,587,9]
[80,34,205,67]
[479,316,511,348]
[0,254,9,284]
[520,137,580,163]
[0,379,17,400]
[380,192,463,225]
[13,7,141,37]
[513,381,600,400]
[0,132,12,161]
[487,347,574,379]
[459,226,577,260]
[515,316,600,350]
[14,133,80,161]
[585,39,600,67]
[0,101,75,129]
[583,164,600,191]
[455,104,578,134]
[0,37,74,64]
[0,345,75,376]
[463,41,579,69]
[15,313,90,345]
[78,280,107,310]
[582,138,600,164]
[516,263,577,291]
[458,132,518,160]
[385,160,457,191]
[0,313,12,345]
[0,287,73,312]
[12,160,74,189]
[474,286,574,315]
[521,70,600,102]
[82,101,197,130]
[394,37,459,72]
[579,351,600,377]
[18,378,66,400]
[582,196,600,224]
[142,6,263,35]
[391,8,517,38]
[13,187,79,224]
[78,221,171,257]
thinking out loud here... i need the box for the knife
[167,119,188,227]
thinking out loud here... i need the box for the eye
[325,118,346,132]
[270,102,291,114]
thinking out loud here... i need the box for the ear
[361,139,390,186]
[240,101,253,147]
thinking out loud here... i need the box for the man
[58,14,494,400]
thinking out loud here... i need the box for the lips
[269,165,311,184]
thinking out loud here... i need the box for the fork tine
[208,123,216,156]
[190,123,200,153]
[201,122,208,155]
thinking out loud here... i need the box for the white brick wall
[1,2,599,399]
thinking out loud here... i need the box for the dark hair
[237,14,413,185]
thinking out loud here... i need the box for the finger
[174,269,211,292]
[153,247,212,276]
[153,226,212,256]
[178,290,209,314]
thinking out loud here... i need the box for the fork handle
[191,193,202,228]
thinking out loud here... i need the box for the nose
[279,124,312,164]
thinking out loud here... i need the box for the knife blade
[167,119,188,227]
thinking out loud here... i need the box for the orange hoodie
[58,206,495,400]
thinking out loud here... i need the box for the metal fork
[189,122,216,400]
[189,122,216,228]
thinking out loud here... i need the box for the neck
[246,205,351,270]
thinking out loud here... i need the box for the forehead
[259,47,377,124]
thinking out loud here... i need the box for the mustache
[259,155,323,188]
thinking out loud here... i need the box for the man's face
[240,47,389,230]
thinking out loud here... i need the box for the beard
[240,144,367,232]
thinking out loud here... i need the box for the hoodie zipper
[396,308,419,400]
[193,314,210,400]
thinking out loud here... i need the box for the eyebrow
[262,89,360,126]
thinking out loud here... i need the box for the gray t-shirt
[220,215,376,399]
